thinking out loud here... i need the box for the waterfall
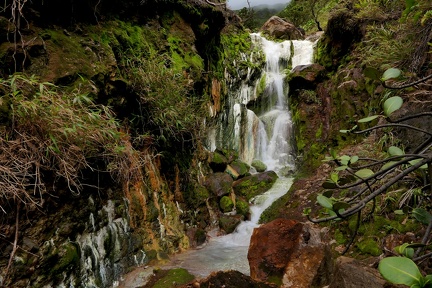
[163,34,316,277]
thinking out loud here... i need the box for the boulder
[219,214,242,234]
[248,219,331,287]
[192,270,277,288]
[328,256,387,288]
[260,16,304,40]
[251,159,267,172]
[232,171,278,201]
[288,63,326,90]
[229,159,250,178]
[219,195,234,213]
[248,219,302,281]
[208,151,228,172]
[204,172,233,197]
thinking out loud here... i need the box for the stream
[117,33,315,286]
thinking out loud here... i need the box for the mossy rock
[251,159,267,172]
[214,148,239,163]
[235,199,250,218]
[208,151,228,172]
[220,196,234,213]
[219,215,242,234]
[204,172,233,197]
[230,159,250,178]
[151,268,195,288]
[232,171,278,201]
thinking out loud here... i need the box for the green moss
[152,268,195,288]
[235,199,249,217]
[355,238,381,256]
[220,196,234,213]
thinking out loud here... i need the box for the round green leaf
[358,115,379,123]
[317,194,333,209]
[381,161,398,171]
[350,155,359,164]
[322,180,337,189]
[355,168,374,179]
[382,68,401,81]
[388,146,404,156]
[378,257,423,286]
[383,96,403,117]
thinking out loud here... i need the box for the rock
[225,164,240,180]
[193,270,278,288]
[232,171,278,200]
[229,159,250,178]
[328,256,387,288]
[214,148,239,163]
[260,16,304,40]
[248,219,331,287]
[235,199,250,218]
[289,63,326,90]
[219,195,234,213]
[208,151,228,172]
[282,223,332,287]
[248,219,303,282]
[251,159,267,172]
[204,172,233,197]
[219,214,242,234]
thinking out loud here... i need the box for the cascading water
[164,33,316,278]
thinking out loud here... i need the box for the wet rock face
[260,16,304,40]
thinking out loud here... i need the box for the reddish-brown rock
[248,219,303,281]
[248,219,332,287]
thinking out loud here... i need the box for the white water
[164,34,315,278]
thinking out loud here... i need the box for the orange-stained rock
[248,219,303,281]
[248,219,332,287]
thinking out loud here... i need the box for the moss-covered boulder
[232,171,278,201]
[288,64,326,91]
[219,215,242,234]
[204,172,233,197]
[230,159,250,178]
[235,199,250,218]
[251,159,267,172]
[215,148,239,163]
[208,151,228,172]
[220,196,234,213]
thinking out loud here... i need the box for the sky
[226,0,287,10]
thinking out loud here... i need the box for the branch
[383,73,432,89]
[354,123,432,137]
[309,157,431,222]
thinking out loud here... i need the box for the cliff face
[0,1,246,287]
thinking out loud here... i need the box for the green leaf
[355,168,374,179]
[383,96,403,117]
[302,208,311,216]
[322,180,337,189]
[412,208,432,225]
[381,161,398,171]
[409,159,428,169]
[317,194,333,209]
[333,202,350,211]
[394,243,414,258]
[378,257,423,286]
[330,172,339,183]
[382,68,401,81]
[335,165,348,171]
[358,115,379,123]
[394,210,404,215]
[364,67,381,80]
[388,146,404,156]
[339,129,350,133]
[350,156,359,164]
